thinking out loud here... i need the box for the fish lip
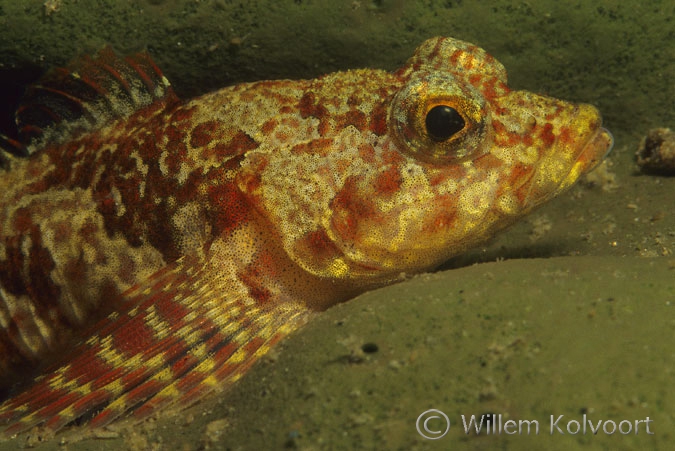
[600,127,614,158]
[523,125,613,209]
[580,126,614,172]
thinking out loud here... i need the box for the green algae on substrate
[7,256,671,450]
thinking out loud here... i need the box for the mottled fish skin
[0,37,611,434]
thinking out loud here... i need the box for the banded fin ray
[1,46,178,160]
[0,254,310,435]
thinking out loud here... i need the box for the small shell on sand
[636,128,675,175]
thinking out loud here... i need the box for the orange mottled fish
[0,37,612,435]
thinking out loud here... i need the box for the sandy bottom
[4,256,673,450]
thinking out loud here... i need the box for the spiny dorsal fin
[8,46,178,157]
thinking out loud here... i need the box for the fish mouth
[558,126,614,191]
[583,126,614,168]
[523,124,613,209]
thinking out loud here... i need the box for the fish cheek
[327,176,378,246]
[325,171,429,271]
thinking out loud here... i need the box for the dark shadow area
[0,66,42,141]
[437,240,575,271]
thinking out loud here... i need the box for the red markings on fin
[0,135,26,170]
[0,255,309,435]
[14,46,178,155]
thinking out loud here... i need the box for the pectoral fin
[0,254,310,435]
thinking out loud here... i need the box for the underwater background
[0,0,673,449]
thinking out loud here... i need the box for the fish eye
[390,74,489,163]
[425,105,466,141]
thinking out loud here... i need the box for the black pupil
[425,105,465,142]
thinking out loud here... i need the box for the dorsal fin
[4,46,178,157]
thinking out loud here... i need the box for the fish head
[238,37,612,284]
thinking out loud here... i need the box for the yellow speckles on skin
[558,160,587,192]
[490,145,511,162]
[171,202,209,256]
[158,150,170,176]
[458,178,496,218]
[437,177,458,196]
[129,149,150,178]
[494,142,538,167]
[325,257,351,278]
[177,161,191,185]
[110,186,126,216]
[385,210,418,252]
[533,157,570,190]
[496,192,518,215]
[518,144,540,165]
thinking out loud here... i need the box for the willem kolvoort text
[462,414,654,435]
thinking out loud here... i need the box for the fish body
[0,37,611,434]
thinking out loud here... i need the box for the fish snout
[521,102,612,208]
